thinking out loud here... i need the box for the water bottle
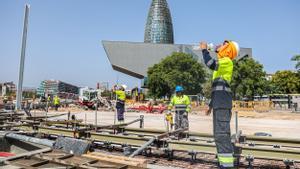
[192,44,201,50]
[207,43,215,51]
[192,42,215,51]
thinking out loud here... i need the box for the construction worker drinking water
[168,86,191,130]
[200,40,240,168]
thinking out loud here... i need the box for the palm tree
[291,55,300,71]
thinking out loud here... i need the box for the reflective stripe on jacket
[218,153,234,168]
[168,95,191,112]
[202,49,233,109]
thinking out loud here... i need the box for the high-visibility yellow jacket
[168,95,191,112]
[212,57,233,84]
[115,90,126,101]
[202,49,234,109]
[53,96,60,105]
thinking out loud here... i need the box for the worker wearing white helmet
[113,84,127,123]
[121,85,127,90]
[200,40,239,168]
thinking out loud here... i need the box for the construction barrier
[127,100,276,113]
[233,101,273,112]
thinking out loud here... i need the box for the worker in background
[131,87,139,102]
[3,96,8,104]
[135,87,139,102]
[168,86,191,130]
[53,95,60,111]
[112,84,127,123]
[46,96,51,112]
[200,40,240,168]
[165,110,173,131]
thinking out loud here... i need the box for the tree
[271,70,300,94]
[231,57,268,100]
[147,52,207,98]
[291,55,300,71]
[202,78,212,99]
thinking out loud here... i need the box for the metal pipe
[95,103,98,127]
[235,111,239,142]
[129,137,155,157]
[16,4,30,110]
[139,115,144,128]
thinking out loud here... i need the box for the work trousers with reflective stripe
[218,153,234,168]
[116,101,125,121]
[213,109,233,154]
[175,110,189,130]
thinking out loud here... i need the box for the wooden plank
[83,152,147,168]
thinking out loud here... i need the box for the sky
[0,0,299,89]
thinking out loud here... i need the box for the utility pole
[16,4,30,110]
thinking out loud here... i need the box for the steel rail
[15,126,300,162]
[12,122,300,150]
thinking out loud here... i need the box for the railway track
[1,110,299,168]
[12,123,300,168]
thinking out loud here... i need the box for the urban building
[0,82,16,97]
[102,0,252,80]
[37,80,79,99]
[103,41,252,79]
[144,0,174,44]
[97,82,109,91]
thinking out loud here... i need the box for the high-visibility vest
[168,95,191,112]
[53,97,60,105]
[115,90,126,101]
[212,57,233,83]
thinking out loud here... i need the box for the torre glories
[102,0,252,80]
[144,0,174,44]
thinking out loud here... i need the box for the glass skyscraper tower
[144,0,174,44]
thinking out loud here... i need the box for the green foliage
[147,52,207,98]
[202,73,212,99]
[101,90,113,99]
[231,57,268,100]
[291,55,300,71]
[271,70,300,94]
[23,91,36,99]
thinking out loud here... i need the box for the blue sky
[0,0,299,89]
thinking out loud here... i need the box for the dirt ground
[41,107,300,139]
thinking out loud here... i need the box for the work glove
[183,112,188,117]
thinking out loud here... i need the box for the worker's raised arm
[112,85,117,92]
[200,42,218,70]
[202,49,218,70]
